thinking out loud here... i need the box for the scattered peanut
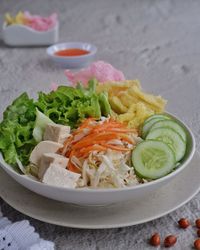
[194,239,200,250]
[164,235,177,248]
[178,218,190,229]
[150,233,160,246]
[196,219,200,229]
[148,217,200,248]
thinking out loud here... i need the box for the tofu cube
[38,153,69,179]
[43,123,71,144]
[30,141,63,166]
[42,164,81,188]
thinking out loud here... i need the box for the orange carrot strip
[80,145,107,158]
[92,122,125,132]
[117,134,134,144]
[68,161,81,173]
[61,135,73,155]
[74,118,96,131]
[106,128,136,132]
[100,143,131,152]
[80,144,107,153]
[72,133,119,149]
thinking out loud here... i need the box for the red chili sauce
[55,48,90,57]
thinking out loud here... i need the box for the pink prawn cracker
[24,11,57,31]
[65,61,125,85]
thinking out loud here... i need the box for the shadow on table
[0,39,7,48]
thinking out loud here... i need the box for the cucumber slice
[142,115,170,138]
[132,140,175,179]
[146,127,186,162]
[144,114,171,124]
[149,120,187,142]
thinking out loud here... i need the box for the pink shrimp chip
[65,61,125,85]
[24,11,57,31]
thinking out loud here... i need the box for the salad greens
[0,79,111,168]
[36,79,111,128]
[0,93,36,167]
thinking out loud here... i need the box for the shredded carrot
[100,143,131,152]
[61,135,73,155]
[118,134,134,144]
[106,128,136,133]
[80,144,107,154]
[68,161,81,173]
[63,117,136,173]
[74,117,96,133]
[72,133,119,150]
[80,145,107,158]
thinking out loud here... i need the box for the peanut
[178,218,190,229]
[164,235,177,248]
[194,239,200,250]
[196,219,200,229]
[150,233,160,247]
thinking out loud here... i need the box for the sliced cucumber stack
[132,113,188,180]
[132,140,175,179]
[142,114,170,138]
[146,127,186,162]
[149,119,187,142]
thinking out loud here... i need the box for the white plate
[0,151,199,229]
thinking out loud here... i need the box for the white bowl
[0,114,195,206]
[46,42,97,68]
[2,22,59,46]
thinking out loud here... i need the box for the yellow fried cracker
[96,80,141,95]
[5,13,13,25]
[130,85,167,112]
[15,11,26,25]
[4,12,26,26]
[109,96,128,113]
[97,79,167,129]
[118,112,135,123]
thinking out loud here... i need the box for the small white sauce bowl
[2,22,59,46]
[46,42,97,68]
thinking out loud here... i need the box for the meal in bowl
[0,78,188,189]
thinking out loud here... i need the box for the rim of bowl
[0,112,196,194]
[46,42,97,59]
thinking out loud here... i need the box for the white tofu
[42,164,81,188]
[43,123,71,144]
[38,153,69,179]
[30,141,63,166]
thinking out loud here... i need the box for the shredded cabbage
[76,149,140,189]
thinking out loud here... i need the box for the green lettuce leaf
[36,78,111,128]
[0,93,37,167]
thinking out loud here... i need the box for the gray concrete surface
[0,0,200,249]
